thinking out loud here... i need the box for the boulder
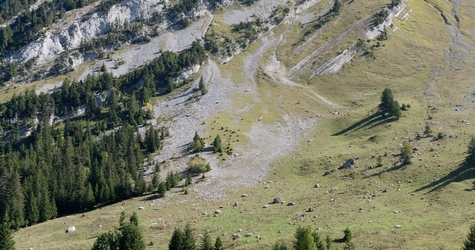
[66,226,76,233]
[307,207,315,212]
[214,210,222,214]
[273,197,284,204]
[314,184,320,188]
[241,194,248,197]
[232,233,241,239]
[287,202,295,206]
[138,206,145,210]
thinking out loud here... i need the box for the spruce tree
[463,224,475,250]
[293,226,316,250]
[185,173,193,187]
[120,224,145,250]
[130,212,139,226]
[183,223,197,250]
[199,76,208,95]
[212,135,222,153]
[312,231,324,250]
[401,141,412,165]
[0,223,15,250]
[158,182,167,197]
[169,228,184,250]
[214,236,224,250]
[201,231,214,250]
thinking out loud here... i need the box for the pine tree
[183,223,197,250]
[463,224,475,250]
[379,88,401,119]
[273,242,288,250]
[185,173,193,187]
[0,223,15,250]
[332,0,341,13]
[401,141,412,165]
[119,211,127,227]
[158,182,167,197]
[91,229,121,250]
[201,231,214,250]
[25,191,39,225]
[212,135,222,153]
[312,231,324,250]
[214,236,224,250]
[169,228,184,250]
[199,76,208,95]
[191,132,205,152]
[467,136,475,164]
[294,226,316,250]
[130,212,139,226]
[120,224,145,250]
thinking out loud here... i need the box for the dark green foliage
[183,223,197,250]
[379,88,401,119]
[167,172,180,189]
[169,228,184,250]
[390,0,402,8]
[201,231,214,250]
[294,226,317,250]
[120,223,145,250]
[424,124,432,137]
[313,231,325,250]
[437,132,445,140]
[0,223,15,250]
[91,229,121,250]
[119,211,127,227]
[332,0,342,13]
[191,132,205,152]
[213,135,222,153]
[401,141,412,165]
[129,212,139,226]
[467,136,475,164]
[158,182,167,197]
[373,9,389,26]
[463,224,475,250]
[273,242,288,250]
[199,76,208,95]
[343,228,352,243]
[325,235,332,250]
[214,236,224,250]
[185,173,193,187]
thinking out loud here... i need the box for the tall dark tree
[214,236,224,250]
[401,141,412,165]
[199,76,208,95]
[466,136,475,164]
[463,224,475,250]
[120,224,145,250]
[169,228,184,250]
[0,223,15,250]
[91,229,121,250]
[293,226,316,250]
[191,132,205,152]
[379,88,401,119]
[201,231,214,250]
[212,135,222,153]
[183,223,197,250]
[332,0,341,13]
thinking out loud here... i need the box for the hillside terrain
[0,0,474,249]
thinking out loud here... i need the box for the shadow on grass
[366,160,409,178]
[332,112,396,136]
[414,160,475,193]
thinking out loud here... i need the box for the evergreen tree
[312,231,325,250]
[185,173,193,187]
[273,242,287,250]
[293,226,316,250]
[25,191,39,226]
[466,136,475,164]
[401,141,412,165]
[379,88,401,119]
[332,0,341,13]
[214,236,224,250]
[120,224,145,250]
[183,223,197,250]
[325,235,332,250]
[463,224,475,250]
[119,211,127,227]
[199,76,208,95]
[0,223,15,250]
[158,182,167,197]
[91,229,121,250]
[212,135,222,153]
[130,212,139,226]
[169,228,184,250]
[191,132,205,152]
[201,231,213,250]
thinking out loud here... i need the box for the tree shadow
[414,160,475,193]
[365,160,408,178]
[332,112,394,136]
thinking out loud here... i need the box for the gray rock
[307,207,315,212]
[314,183,320,188]
[273,197,284,204]
[287,202,295,206]
[66,226,76,233]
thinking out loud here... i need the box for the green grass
[11,0,475,249]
